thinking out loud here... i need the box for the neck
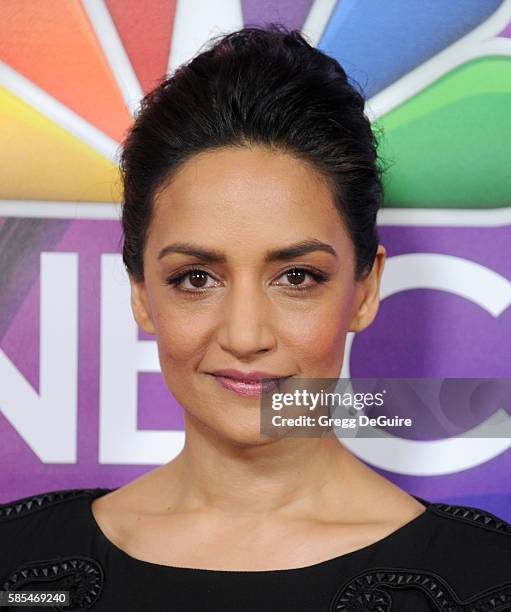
[155,412,372,520]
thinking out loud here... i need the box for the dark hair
[120,24,384,282]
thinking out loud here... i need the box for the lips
[211,369,290,382]
[209,370,292,398]
[213,375,284,398]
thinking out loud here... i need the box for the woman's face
[130,145,385,445]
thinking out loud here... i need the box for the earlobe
[348,296,372,333]
[348,245,386,334]
[348,292,378,333]
[129,277,156,335]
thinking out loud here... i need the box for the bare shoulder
[343,478,429,529]
[380,488,428,521]
[90,468,171,543]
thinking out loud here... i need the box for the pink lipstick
[210,369,291,398]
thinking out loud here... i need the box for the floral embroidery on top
[330,567,511,611]
[331,501,511,611]
[1,555,104,611]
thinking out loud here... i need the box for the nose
[216,275,277,359]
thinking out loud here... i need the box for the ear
[348,244,386,333]
[129,275,156,335]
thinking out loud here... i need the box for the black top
[1,488,511,611]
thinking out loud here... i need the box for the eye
[165,268,220,293]
[273,267,329,292]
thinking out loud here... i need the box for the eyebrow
[157,239,337,263]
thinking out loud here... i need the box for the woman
[1,25,510,612]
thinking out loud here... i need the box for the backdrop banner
[1,0,510,519]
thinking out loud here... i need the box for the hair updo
[120,24,384,282]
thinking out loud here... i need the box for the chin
[223,430,284,448]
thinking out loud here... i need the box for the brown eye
[286,269,306,285]
[273,267,329,292]
[189,270,209,288]
[165,268,220,294]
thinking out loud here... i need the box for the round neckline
[86,487,432,575]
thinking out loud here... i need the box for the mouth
[210,374,292,398]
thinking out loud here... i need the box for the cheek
[152,308,211,366]
[284,313,346,359]
[275,292,354,367]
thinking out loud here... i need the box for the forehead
[149,145,350,253]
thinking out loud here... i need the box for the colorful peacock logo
[1,0,510,212]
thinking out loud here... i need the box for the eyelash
[165,267,330,296]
